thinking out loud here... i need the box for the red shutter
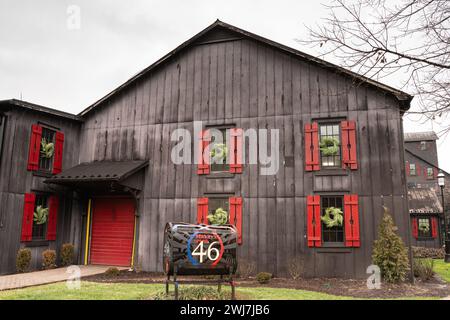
[27,124,42,171]
[433,168,439,179]
[412,218,418,239]
[431,217,438,238]
[230,128,243,174]
[21,193,36,242]
[305,123,320,171]
[197,130,210,175]
[307,195,321,247]
[406,161,410,176]
[341,120,358,170]
[344,194,360,247]
[52,131,64,174]
[230,197,243,245]
[197,198,208,224]
[416,163,421,176]
[46,195,59,241]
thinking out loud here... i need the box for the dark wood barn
[0,21,414,278]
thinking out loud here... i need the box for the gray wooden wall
[0,107,82,274]
[78,36,411,278]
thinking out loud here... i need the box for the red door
[90,198,135,266]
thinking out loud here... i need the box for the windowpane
[208,198,230,224]
[319,123,341,168]
[32,194,48,241]
[410,164,416,176]
[39,127,55,172]
[210,128,230,172]
[417,218,431,238]
[427,168,433,179]
[321,196,344,243]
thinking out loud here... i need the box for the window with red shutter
[52,131,64,174]
[197,198,209,224]
[46,195,59,241]
[307,195,321,247]
[431,217,438,239]
[229,197,243,245]
[230,128,243,174]
[197,130,210,175]
[21,193,36,242]
[27,124,42,171]
[405,161,410,176]
[344,194,360,247]
[305,123,319,171]
[416,163,421,176]
[341,120,358,170]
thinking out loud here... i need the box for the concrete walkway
[0,265,127,291]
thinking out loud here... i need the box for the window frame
[205,124,235,174]
[31,193,50,241]
[410,163,417,176]
[416,216,433,239]
[426,167,434,180]
[207,197,231,224]
[320,195,345,246]
[37,126,56,174]
[318,121,342,169]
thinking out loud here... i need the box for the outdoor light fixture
[437,171,450,263]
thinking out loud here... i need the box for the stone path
[0,265,127,291]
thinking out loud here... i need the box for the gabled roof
[404,131,438,142]
[79,20,413,117]
[404,148,449,176]
[0,99,82,122]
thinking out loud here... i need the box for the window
[210,128,229,173]
[427,168,434,179]
[321,196,344,243]
[208,198,230,223]
[410,163,416,176]
[38,127,55,172]
[420,141,427,150]
[32,194,49,241]
[319,123,341,168]
[417,217,432,238]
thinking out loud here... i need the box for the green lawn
[433,259,450,282]
[0,281,439,300]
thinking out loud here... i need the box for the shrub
[154,286,227,300]
[256,272,272,284]
[16,248,32,273]
[413,258,435,281]
[105,267,120,277]
[288,256,305,280]
[60,243,75,266]
[237,259,256,279]
[412,246,445,259]
[372,207,410,283]
[42,249,57,270]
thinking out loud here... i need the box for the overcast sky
[1,0,448,171]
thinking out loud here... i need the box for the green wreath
[210,143,228,163]
[320,137,340,156]
[207,207,228,225]
[418,221,430,233]
[321,207,344,228]
[40,138,55,159]
[33,205,49,225]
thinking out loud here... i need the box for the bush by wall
[42,250,57,270]
[256,272,272,284]
[60,243,75,266]
[16,248,32,273]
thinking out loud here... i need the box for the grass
[0,281,440,300]
[433,259,450,282]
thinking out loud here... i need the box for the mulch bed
[83,270,450,299]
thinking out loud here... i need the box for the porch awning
[44,160,148,190]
